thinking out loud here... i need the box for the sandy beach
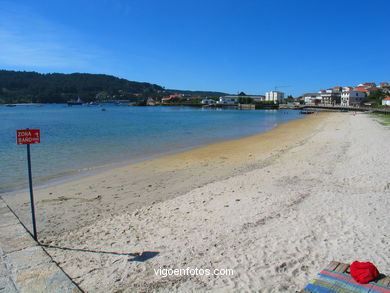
[2,112,389,292]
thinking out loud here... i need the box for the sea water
[0,104,304,192]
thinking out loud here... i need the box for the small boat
[5,104,17,107]
[67,97,83,106]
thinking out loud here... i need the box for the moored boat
[67,97,84,106]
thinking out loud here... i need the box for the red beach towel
[350,261,379,284]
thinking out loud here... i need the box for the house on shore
[217,95,265,104]
[161,94,183,103]
[319,87,341,105]
[309,81,389,107]
[340,91,366,106]
[382,97,390,106]
[302,93,321,105]
[218,96,239,104]
[201,98,216,105]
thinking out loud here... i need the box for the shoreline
[43,112,390,292]
[3,112,389,292]
[1,111,308,195]
[2,112,327,237]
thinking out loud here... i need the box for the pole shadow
[41,244,159,262]
[128,251,159,262]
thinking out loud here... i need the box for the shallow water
[0,104,303,191]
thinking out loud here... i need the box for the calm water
[0,104,304,191]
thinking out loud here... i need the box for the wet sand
[2,113,326,237]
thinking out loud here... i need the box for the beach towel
[303,269,390,293]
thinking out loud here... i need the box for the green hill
[0,70,228,104]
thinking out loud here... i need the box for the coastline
[2,112,389,292]
[0,107,305,194]
[2,112,326,236]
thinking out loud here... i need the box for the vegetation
[167,90,228,97]
[365,89,388,107]
[371,113,390,126]
[238,97,254,104]
[0,70,228,104]
[162,97,203,104]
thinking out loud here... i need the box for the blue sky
[0,0,389,96]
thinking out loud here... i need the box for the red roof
[383,97,390,101]
[169,94,182,98]
[355,86,368,92]
[162,94,182,101]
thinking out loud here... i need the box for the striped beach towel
[304,269,390,293]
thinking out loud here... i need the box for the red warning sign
[16,129,40,145]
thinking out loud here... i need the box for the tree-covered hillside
[0,70,228,104]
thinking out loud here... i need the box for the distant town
[156,82,390,109]
[1,71,389,109]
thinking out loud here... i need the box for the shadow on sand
[40,244,159,262]
[128,251,159,262]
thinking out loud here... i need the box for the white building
[382,97,390,106]
[265,91,284,103]
[217,96,239,104]
[218,95,266,104]
[340,91,366,106]
[249,95,266,102]
[302,93,320,105]
[201,98,216,105]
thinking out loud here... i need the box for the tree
[366,89,387,103]
[238,92,246,96]
[286,95,294,102]
[0,70,229,104]
[238,97,254,104]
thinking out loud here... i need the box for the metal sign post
[16,128,40,241]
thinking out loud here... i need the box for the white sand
[3,112,390,292]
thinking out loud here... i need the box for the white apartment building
[340,91,366,106]
[319,88,341,105]
[265,91,284,103]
